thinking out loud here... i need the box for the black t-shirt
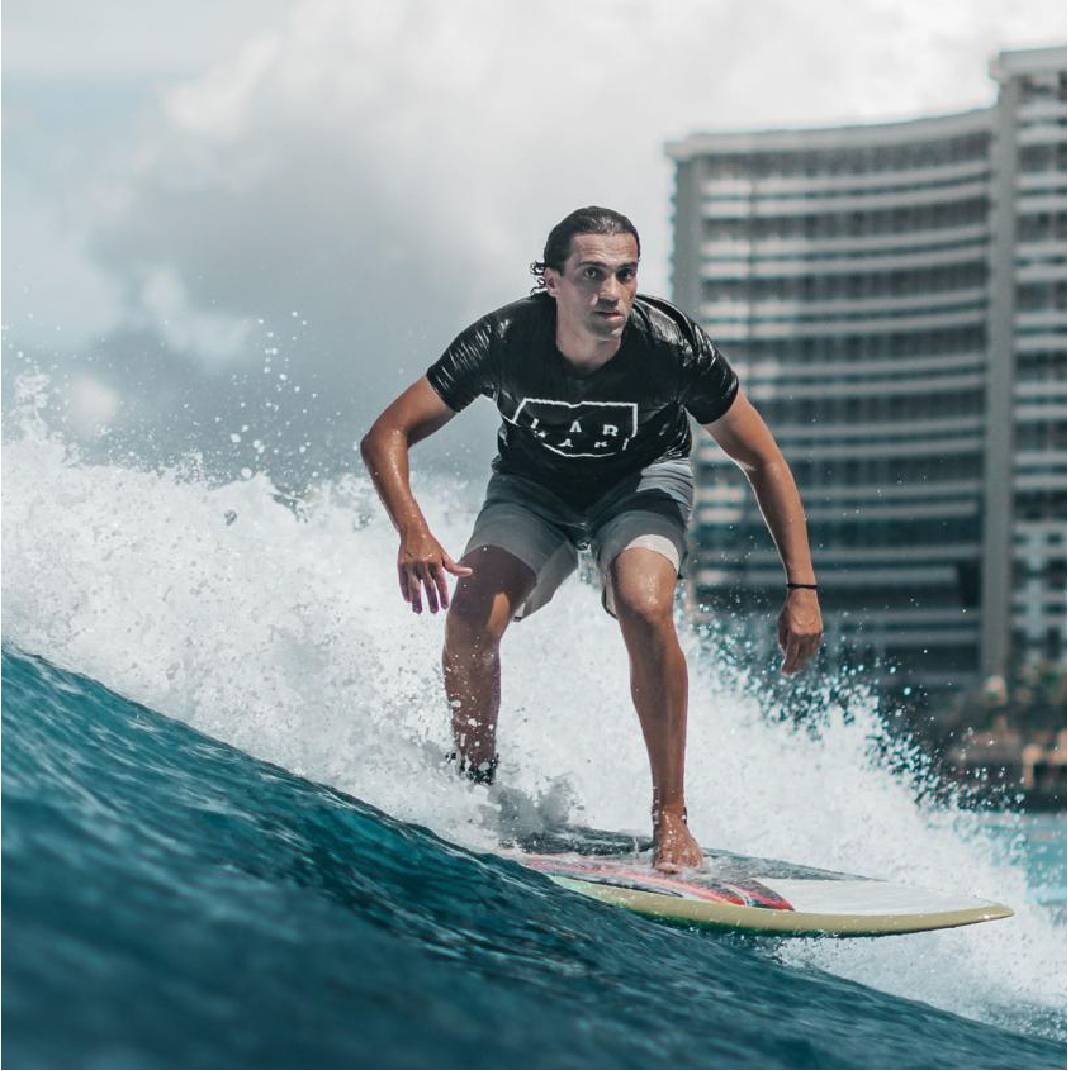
[426,292,739,507]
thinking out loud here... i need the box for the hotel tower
[667,45,1066,704]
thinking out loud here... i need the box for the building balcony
[693,565,960,586]
[1013,474,1068,495]
[1014,449,1068,470]
[701,247,989,277]
[1012,519,1066,540]
[699,544,982,564]
[744,373,986,399]
[705,307,987,338]
[1016,239,1068,260]
[764,414,982,438]
[700,437,982,464]
[698,159,990,196]
[1017,98,1067,122]
[1015,261,1068,284]
[801,500,978,521]
[1015,192,1066,213]
[701,180,989,217]
[702,225,989,256]
[1016,331,1066,350]
[1015,173,1067,193]
[1014,380,1067,399]
[1013,402,1066,422]
[1011,613,1067,634]
[702,286,988,317]
[1017,124,1068,146]
[1011,590,1067,609]
[694,478,983,502]
[1013,310,1066,330]
[737,352,985,379]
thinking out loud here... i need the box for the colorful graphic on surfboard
[500,828,1014,937]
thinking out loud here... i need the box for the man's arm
[360,377,473,615]
[703,390,823,674]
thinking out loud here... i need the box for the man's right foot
[447,751,498,786]
[652,809,704,873]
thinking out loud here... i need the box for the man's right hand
[397,527,473,614]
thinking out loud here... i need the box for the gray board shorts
[463,457,694,620]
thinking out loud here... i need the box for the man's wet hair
[530,206,641,292]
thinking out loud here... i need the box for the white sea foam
[2,392,1064,1039]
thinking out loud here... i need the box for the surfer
[361,207,823,871]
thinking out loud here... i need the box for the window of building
[1017,281,1068,310]
[1020,72,1065,103]
[1017,351,1068,382]
[1015,490,1068,520]
[1017,210,1068,242]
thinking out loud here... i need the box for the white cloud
[165,36,282,140]
[140,266,254,363]
[7,0,1065,473]
[2,174,124,347]
[95,0,1066,310]
[2,0,294,79]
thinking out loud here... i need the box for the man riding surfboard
[361,207,823,871]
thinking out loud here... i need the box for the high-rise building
[984,47,1067,688]
[666,45,1065,704]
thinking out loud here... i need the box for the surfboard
[500,827,1013,937]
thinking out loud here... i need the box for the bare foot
[652,810,704,873]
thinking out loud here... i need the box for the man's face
[544,232,639,342]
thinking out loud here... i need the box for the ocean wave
[4,648,1064,1068]
[2,409,1065,1063]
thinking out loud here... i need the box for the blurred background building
[984,47,1067,693]
[667,45,1065,726]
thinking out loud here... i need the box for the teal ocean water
[3,424,1066,1068]
[3,649,1065,1069]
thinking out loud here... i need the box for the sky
[3,0,1065,487]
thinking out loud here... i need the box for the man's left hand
[778,589,823,675]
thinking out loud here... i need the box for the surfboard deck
[499,827,1013,937]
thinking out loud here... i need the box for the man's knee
[444,561,529,662]
[610,549,677,630]
[613,585,675,631]
[444,545,534,650]
[444,596,506,660]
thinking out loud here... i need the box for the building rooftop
[988,43,1067,79]
[664,109,993,160]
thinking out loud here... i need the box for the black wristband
[787,582,818,590]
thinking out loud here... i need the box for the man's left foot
[652,810,704,873]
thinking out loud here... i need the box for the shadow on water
[2,647,1063,1070]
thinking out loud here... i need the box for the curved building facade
[984,47,1067,689]
[667,45,1065,701]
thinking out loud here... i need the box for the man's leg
[443,545,536,782]
[610,546,704,872]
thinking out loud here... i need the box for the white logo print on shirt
[509,398,639,458]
